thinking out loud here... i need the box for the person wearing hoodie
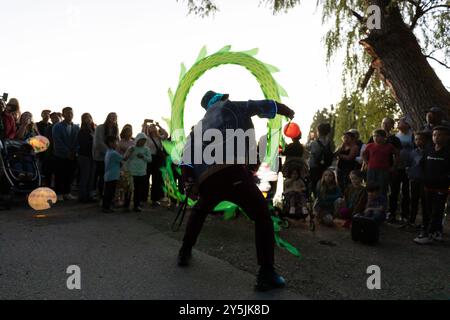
[178,90,295,292]
[124,133,152,212]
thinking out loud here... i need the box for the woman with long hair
[5,98,21,125]
[77,113,96,202]
[0,99,16,139]
[314,169,342,226]
[118,124,134,155]
[16,111,40,140]
[93,112,119,199]
[336,131,359,192]
[142,120,168,207]
[116,124,135,209]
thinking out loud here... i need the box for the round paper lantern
[283,122,301,139]
[27,135,50,153]
[28,187,57,211]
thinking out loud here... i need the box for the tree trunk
[360,0,450,130]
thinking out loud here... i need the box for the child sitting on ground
[337,170,367,228]
[314,169,342,226]
[283,168,308,219]
[360,183,387,223]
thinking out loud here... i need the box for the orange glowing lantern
[27,135,50,153]
[283,122,301,139]
[28,187,57,211]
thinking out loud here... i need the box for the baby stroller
[281,157,315,231]
[0,139,41,207]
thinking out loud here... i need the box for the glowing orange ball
[28,187,57,211]
[27,135,50,153]
[283,122,301,139]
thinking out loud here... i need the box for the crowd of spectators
[0,96,449,245]
[0,97,169,212]
[283,107,450,245]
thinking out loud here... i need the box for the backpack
[316,139,333,168]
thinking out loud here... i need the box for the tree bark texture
[360,0,450,130]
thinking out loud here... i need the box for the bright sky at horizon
[1,0,449,142]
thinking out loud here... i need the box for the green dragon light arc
[160,46,301,258]
[165,45,288,167]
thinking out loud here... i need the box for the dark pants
[78,155,95,201]
[54,157,77,195]
[367,169,390,197]
[182,166,275,266]
[410,180,426,225]
[144,158,165,203]
[103,180,118,209]
[151,163,164,202]
[41,155,56,187]
[310,166,326,197]
[424,189,448,234]
[337,168,352,193]
[389,169,410,219]
[133,175,146,209]
[94,161,105,198]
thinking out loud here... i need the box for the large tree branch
[425,54,450,69]
[422,4,450,15]
[350,9,366,25]
[408,0,424,30]
[360,65,375,90]
[405,0,450,30]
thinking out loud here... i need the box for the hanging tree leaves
[179,0,450,132]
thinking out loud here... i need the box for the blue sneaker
[255,266,286,292]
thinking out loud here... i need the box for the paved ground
[144,203,450,300]
[0,200,303,300]
[1,198,449,300]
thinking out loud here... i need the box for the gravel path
[143,204,450,300]
[1,199,448,299]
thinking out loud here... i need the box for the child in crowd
[406,131,428,228]
[11,143,35,180]
[102,136,123,213]
[414,126,450,244]
[116,124,135,209]
[362,129,399,198]
[124,133,152,212]
[283,167,308,218]
[338,170,367,228]
[362,184,388,223]
[314,169,342,226]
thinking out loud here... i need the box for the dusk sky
[1,0,449,140]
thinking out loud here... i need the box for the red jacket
[2,113,17,139]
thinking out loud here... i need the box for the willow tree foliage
[180,0,450,131]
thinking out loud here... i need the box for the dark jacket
[52,121,80,159]
[77,128,94,158]
[182,99,278,185]
[423,146,450,190]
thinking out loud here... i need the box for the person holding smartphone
[142,119,169,207]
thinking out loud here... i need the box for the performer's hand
[276,103,295,120]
